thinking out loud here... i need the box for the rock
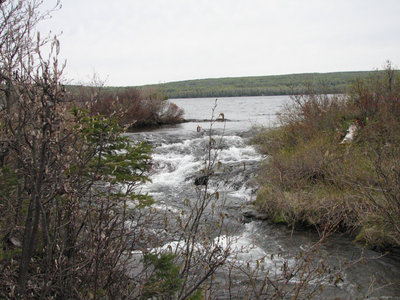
[340,122,358,144]
[241,206,269,222]
[194,175,209,186]
[8,236,22,248]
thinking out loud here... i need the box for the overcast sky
[38,0,400,86]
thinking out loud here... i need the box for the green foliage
[0,167,17,201]
[141,252,183,299]
[186,288,204,300]
[131,193,155,208]
[1,86,154,297]
[0,248,22,261]
[71,106,152,185]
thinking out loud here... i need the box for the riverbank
[253,64,400,251]
[124,95,400,298]
[67,86,185,129]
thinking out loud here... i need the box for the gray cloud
[38,0,400,86]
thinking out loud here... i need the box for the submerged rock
[194,175,209,186]
[241,205,269,222]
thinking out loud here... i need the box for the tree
[0,1,154,298]
[1,1,351,298]
[0,2,224,298]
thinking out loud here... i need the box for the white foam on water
[225,222,268,263]
[220,135,247,147]
[143,137,213,189]
[144,222,288,274]
[157,136,210,154]
[158,240,201,254]
[129,131,290,273]
[228,185,252,200]
[225,222,292,273]
[148,153,202,187]
[151,203,181,214]
[218,145,261,163]
[214,235,267,265]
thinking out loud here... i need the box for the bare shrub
[279,92,353,145]
[254,64,400,249]
[0,1,157,298]
[72,85,184,129]
[348,61,400,122]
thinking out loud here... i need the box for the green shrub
[141,253,183,299]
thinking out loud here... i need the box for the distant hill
[134,71,382,99]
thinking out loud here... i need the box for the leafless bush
[72,85,184,129]
[0,1,157,298]
[254,63,400,249]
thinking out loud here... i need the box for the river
[127,96,400,299]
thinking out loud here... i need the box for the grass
[253,64,400,250]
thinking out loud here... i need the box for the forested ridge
[132,71,382,99]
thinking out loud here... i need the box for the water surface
[128,96,400,299]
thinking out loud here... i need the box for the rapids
[127,96,400,299]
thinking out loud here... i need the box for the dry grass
[254,64,400,249]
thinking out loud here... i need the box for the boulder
[194,175,209,186]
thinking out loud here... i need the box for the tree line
[134,71,385,99]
